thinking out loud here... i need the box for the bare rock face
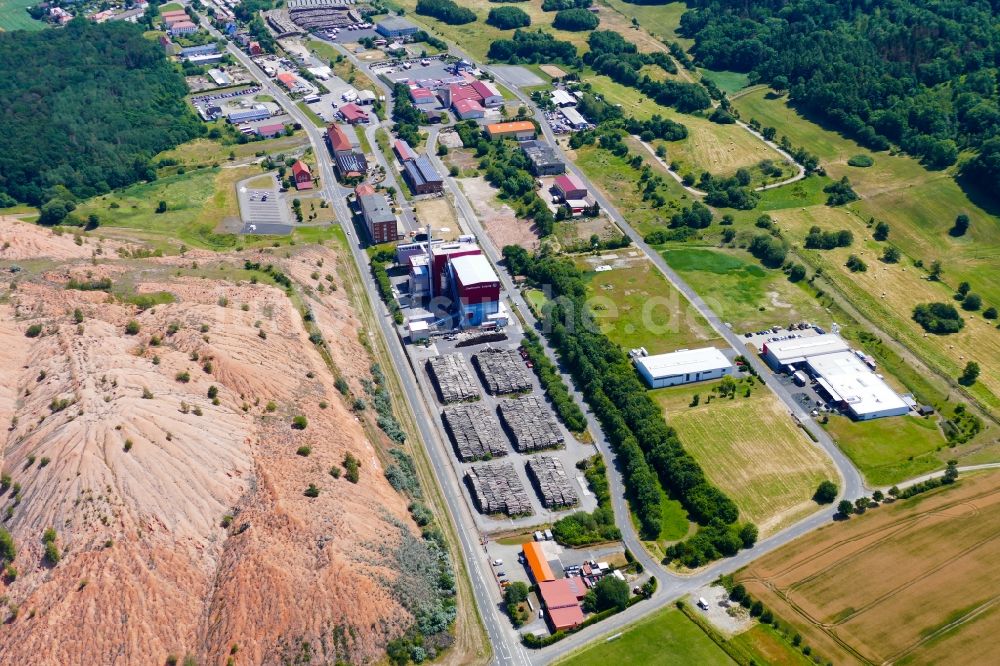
[0,220,426,665]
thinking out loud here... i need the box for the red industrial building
[448,254,501,327]
[538,578,587,631]
[430,243,482,296]
[553,173,587,201]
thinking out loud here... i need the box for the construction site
[472,348,533,395]
[498,394,565,452]
[465,463,533,517]
[526,457,579,510]
[442,403,508,462]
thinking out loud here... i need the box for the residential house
[291,160,313,190]
[169,21,198,36]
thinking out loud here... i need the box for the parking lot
[743,322,838,416]
[237,175,292,234]
[322,25,381,45]
[370,56,458,88]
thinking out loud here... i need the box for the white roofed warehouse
[635,348,733,388]
[806,351,909,420]
[762,333,850,369]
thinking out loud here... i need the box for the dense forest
[0,19,202,206]
[677,0,1000,186]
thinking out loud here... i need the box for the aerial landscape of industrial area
[0,0,998,664]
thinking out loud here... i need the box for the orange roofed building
[485,121,536,141]
[522,542,554,584]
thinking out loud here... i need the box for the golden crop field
[737,471,1000,665]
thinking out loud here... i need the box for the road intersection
[196,15,953,665]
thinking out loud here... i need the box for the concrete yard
[409,313,599,531]
[490,65,544,88]
[236,173,292,234]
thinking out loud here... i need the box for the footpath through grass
[660,247,831,333]
[578,256,722,354]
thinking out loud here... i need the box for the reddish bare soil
[0,220,431,665]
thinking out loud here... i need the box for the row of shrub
[520,329,587,432]
[552,455,622,546]
[370,250,404,325]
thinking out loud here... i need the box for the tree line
[416,0,477,25]
[503,248,756,567]
[0,19,202,207]
[488,29,580,66]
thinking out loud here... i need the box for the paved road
[890,463,1000,491]
[207,22,891,666]
[196,16,528,666]
[478,57,864,494]
[426,120,861,664]
[426,135,663,579]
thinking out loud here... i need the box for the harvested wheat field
[0,218,463,665]
[736,470,1000,665]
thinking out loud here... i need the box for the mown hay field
[654,380,838,535]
